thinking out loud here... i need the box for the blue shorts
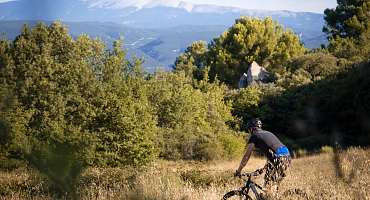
[275,146,290,157]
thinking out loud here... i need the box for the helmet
[246,118,262,129]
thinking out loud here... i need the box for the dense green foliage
[146,72,243,160]
[323,0,370,38]
[174,41,208,79]
[265,61,370,149]
[208,17,306,87]
[324,0,370,62]
[0,22,157,167]
[0,22,245,171]
[175,17,306,88]
[278,51,346,88]
[327,28,370,62]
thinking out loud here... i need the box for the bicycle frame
[241,175,264,199]
[223,169,265,200]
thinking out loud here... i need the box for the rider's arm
[236,143,254,173]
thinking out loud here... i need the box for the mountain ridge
[0,0,324,23]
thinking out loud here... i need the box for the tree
[174,40,208,79]
[323,0,370,39]
[3,22,99,145]
[323,0,370,62]
[327,28,370,62]
[229,86,263,130]
[146,71,241,160]
[278,52,343,88]
[207,17,306,87]
[0,22,157,167]
[92,41,157,166]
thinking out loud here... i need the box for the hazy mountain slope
[0,0,137,22]
[0,21,228,70]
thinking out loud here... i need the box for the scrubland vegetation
[0,0,369,199]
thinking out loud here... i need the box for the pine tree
[323,0,370,38]
[174,17,306,88]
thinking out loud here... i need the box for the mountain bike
[222,169,265,200]
[222,169,309,200]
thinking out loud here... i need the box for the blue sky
[184,0,337,13]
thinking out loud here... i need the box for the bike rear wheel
[222,190,253,200]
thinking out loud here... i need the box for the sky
[0,0,337,13]
[184,0,337,13]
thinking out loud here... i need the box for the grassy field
[0,147,369,200]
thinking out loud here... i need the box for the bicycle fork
[248,182,262,200]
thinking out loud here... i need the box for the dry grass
[0,147,369,200]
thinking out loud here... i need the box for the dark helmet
[246,118,262,129]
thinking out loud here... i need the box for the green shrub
[193,139,224,161]
[320,145,334,154]
[25,141,87,199]
[148,72,237,161]
[219,133,245,160]
[294,149,308,158]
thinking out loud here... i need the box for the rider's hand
[234,170,241,177]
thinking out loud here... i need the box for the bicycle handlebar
[239,168,264,178]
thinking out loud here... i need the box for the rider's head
[246,118,262,133]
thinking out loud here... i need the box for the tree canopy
[175,17,306,88]
[323,0,370,39]
[0,22,157,167]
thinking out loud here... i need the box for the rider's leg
[270,156,291,199]
[263,156,292,199]
[262,161,278,199]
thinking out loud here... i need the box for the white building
[239,61,270,88]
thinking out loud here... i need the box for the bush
[219,133,246,160]
[147,72,238,161]
[320,146,334,154]
[294,149,308,158]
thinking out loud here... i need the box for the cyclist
[234,118,291,196]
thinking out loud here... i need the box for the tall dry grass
[0,147,369,200]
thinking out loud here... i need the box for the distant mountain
[0,20,227,71]
[0,0,328,71]
[0,0,325,29]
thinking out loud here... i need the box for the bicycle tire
[222,190,253,200]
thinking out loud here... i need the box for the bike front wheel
[222,190,253,200]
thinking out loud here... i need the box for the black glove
[234,170,241,177]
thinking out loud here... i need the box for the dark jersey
[247,128,284,161]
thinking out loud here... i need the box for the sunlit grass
[0,147,369,200]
